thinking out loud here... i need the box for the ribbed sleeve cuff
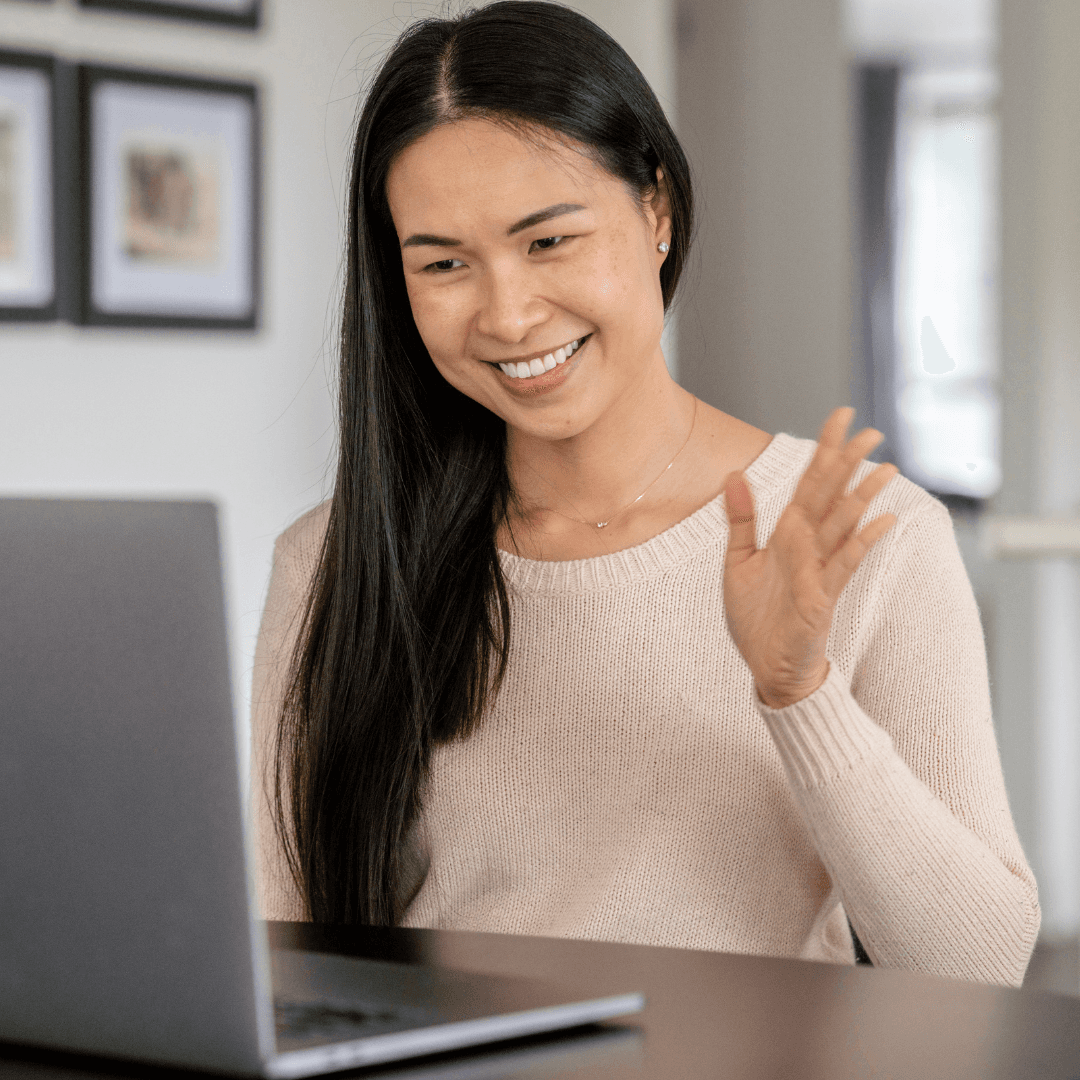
[754,661,894,790]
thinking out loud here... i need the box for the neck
[505,355,695,531]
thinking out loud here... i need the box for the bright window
[893,66,1001,499]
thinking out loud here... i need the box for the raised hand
[722,407,899,709]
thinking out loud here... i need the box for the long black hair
[275,0,695,925]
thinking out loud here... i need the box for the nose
[473,260,548,344]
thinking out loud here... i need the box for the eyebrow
[400,202,587,249]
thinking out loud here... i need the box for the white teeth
[497,338,585,380]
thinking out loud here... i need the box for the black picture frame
[0,49,59,322]
[78,0,259,30]
[78,64,260,330]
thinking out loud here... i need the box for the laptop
[0,498,644,1077]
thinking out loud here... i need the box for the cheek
[404,281,469,362]
[561,234,656,324]
[403,281,495,403]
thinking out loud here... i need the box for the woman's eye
[427,258,465,273]
[530,235,564,252]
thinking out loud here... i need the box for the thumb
[724,472,757,565]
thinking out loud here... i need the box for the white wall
[0,0,676,776]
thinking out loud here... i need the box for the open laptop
[0,498,644,1077]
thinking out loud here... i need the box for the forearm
[759,663,1040,987]
[250,531,315,924]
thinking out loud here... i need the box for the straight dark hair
[275,0,695,925]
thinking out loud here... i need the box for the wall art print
[79,64,260,329]
[0,50,57,321]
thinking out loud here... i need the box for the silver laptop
[0,498,644,1077]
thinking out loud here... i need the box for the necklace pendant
[596,521,608,529]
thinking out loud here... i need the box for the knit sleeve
[249,507,328,922]
[754,499,1040,987]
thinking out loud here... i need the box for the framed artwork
[78,0,259,30]
[0,50,57,321]
[79,64,260,329]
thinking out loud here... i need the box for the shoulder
[273,500,332,590]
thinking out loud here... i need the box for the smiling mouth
[492,336,589,380]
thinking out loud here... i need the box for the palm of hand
[723,408,899,709]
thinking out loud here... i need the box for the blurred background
[1,0,1077,991]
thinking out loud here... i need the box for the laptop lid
[0,498,274,1075]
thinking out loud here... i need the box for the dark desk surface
[4,922,1080,1079]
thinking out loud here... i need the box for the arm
[249,524,319,922]
[755,500,1039,986]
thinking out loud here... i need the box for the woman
[252,1,1039,987]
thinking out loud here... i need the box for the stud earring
[657,241,670,253]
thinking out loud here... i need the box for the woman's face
[385,118,672,442]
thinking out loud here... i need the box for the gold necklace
[530,396,698,531]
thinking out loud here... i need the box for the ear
[646,166,673,254]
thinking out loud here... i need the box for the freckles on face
[385,118,667,434]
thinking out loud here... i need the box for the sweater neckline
[498,430,806,594]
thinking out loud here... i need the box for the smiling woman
[386,116,693,549]
[250,1,1039,989]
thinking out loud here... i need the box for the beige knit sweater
[251,432,1040,987]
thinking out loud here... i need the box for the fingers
[817,460,899,560]
[796,407,901,598]
[724,471,757,566]
[796,407,886,523]
[821,511,898,600]
[726,406,900,591]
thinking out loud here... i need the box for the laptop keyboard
[274,1000,402,1041]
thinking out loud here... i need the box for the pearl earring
[657,241,670,253]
